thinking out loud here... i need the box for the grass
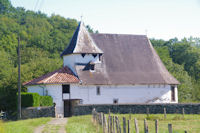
[114,114,200,133]
[0,120,5,133]
[66,114,200,133]
[3,117,51,133]
[66,115,103,133]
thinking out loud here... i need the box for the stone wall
[21,106,55,119]
[73,103,200,115]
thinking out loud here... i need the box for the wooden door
[64,100,71,117]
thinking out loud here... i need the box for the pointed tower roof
[61,22,103,56]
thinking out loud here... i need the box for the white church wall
[70,84,178,104]
[27,84,64,117]
[63,54,100,74]
[27,84,178,117]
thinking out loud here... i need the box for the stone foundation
[21,106,55,119]
[74,103,200,115]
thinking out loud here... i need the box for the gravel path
[34,118,68,133]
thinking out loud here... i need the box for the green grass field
[2,117,51,133]
[66,115,103,133]
[115,114,200,133]
[66,114,200,133]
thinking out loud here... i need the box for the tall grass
[66,115,103,133]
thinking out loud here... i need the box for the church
[24,22,179,117]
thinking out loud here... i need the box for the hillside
[0,0,200,115]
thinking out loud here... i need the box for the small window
[171,86,175,101]
[96,86,100,95]
[113,99,118,104]
[92,54,97,58]
[99,54,103,61]
[62,85,70,93]
[90,64,95,71]
[79,100,83,104]
[81,53,86,58]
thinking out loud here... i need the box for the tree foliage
[152,38,200,102]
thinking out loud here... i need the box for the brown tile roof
[23,66,79,86]
[76,33,179,85]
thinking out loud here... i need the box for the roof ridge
[90,33,147,36]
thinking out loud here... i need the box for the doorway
[63,99,81,117]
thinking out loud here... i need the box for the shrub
[21,92,40,107]
[21,92,53,107]
[40,96,53,106]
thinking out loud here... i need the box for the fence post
[155,119,158,133]
[123,117,126,133]
[103,113,106,133]
[164,108,167,119]
[99,113,102,125]
[112,116,115,133]
[144,119,148,133]
[168,124,172,133]
[182,108,185,118]
[110,115,113,133]
[129,109,131,120]
[101,112,104,128]
[146,108,149,117]
[115,116,119,133]
[134,118,139,133]
[127,120,130,133]
[118,116,122,133]
[108,116,110,133]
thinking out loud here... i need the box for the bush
[21,92,40,107]
[21,92,53,107]
[40,96,53,106]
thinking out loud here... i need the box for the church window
[113,99,118,104]
[99,54,103,61]
[96,86,100,95]
[92,54,97,58]
[171,86,175,101]
[81,53,86,58]
[62,85,70,93]
[90,64,95,71]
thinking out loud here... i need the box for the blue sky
[11,0,200,40]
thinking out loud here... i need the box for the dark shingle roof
[76,33,179,85]
[60,22,103,56]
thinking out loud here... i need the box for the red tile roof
[23,66,79,86]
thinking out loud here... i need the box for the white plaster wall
[45,85,63,116]
[27,84,178,117]
[70,85,178,104]
[27,84,64,117]
[27,86,44,96]
[63,54,100,74]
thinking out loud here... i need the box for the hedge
[21,92,53,107]
[40,96,53,106]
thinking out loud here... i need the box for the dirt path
[34,118,68,133]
